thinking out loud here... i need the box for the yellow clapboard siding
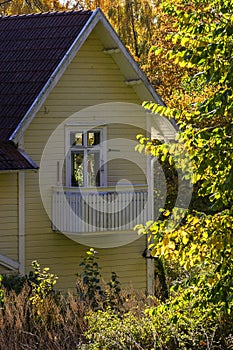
[0,174,18,262]
[0,225,18,232]
[0,266,16,275]
[24,31,148,291]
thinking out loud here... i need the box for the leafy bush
[85,308,156,350]
[1,252,232,349]
[76,248,122,311]
[85,286,233,349]
[30,260,58,307]
[0,275,4,309]
[76,248,103,310]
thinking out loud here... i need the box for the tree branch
[0,0,12,6]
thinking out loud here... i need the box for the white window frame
[65,125,107,188]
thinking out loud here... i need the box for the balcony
[52,185,149,235]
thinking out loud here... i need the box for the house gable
[22,29,151,290]
[0,9,165,144]
[0,9,176,293]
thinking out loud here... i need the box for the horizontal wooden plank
[22,31,148,292]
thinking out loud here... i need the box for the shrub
[85,308,156,350]
[1,253,232,349]
[76,248,123,311]
[1,274,28,294]
[0,285,88,350]
[84,285,233,349]
[76,248,103,310]
[30,260,58,307]
[0,275,4,309]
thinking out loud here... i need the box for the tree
[142,3,192,105]
[137,0,233,315]
[71,0,158,65]
[0,0,68,15]
[2,0,159,73]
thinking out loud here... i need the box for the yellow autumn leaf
[181,231,189,245]
[168,240,176,250]
[191,217,200,225]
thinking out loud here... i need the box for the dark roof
[0,10,93,141]
[0,9,167,171]
[0,141,38,170]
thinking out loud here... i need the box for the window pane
[87,151,100,187]
[70,132,83,146]
[88,131,100,146]
[71,151,84,187]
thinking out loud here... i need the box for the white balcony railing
[52,185,149,234]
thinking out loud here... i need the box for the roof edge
[10,8,100,142]
[0,253,19,271]
[96,8,165,107]
[18,148,39,170]
[9,8,168,142]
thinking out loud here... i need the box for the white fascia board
[9,8,102,143]
[0,253,19,271]
[18,148,39,169]
[95,10,165,106]
[0,168,38,174]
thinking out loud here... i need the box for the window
[67,128,106,187]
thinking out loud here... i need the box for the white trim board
[0,253,19,271]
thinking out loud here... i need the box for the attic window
[66,128,106,188]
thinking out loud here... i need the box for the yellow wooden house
[0,9,176,293]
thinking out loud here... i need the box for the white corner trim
[0,253,19,271]
[18,172,25,275]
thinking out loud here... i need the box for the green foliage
[0,0,67,15]
[105,271,122,310]
[150,0,232,236]
[76,248,104,310]
[147,288,233,349]
[30,260,58,307]
[0,275,4,310]
[1,261,232,349]
[0,272,38,294]
[164,0,233,122]
[136,196,233,314]
[85,308,155,350]
[136,0,233,339]
[85,286,233,349]
[76,248,122,311]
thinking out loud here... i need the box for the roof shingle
[0,141,38,170]
[0,10,93,141]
